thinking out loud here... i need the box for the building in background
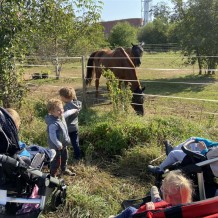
[100,18,143,37]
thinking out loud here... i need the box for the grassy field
[22,51,218,126]
[18,52,218,218]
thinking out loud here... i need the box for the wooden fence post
[82,55,87,109]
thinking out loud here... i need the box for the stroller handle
[0,154,65,188]
[181,139,206,161]
[0,154,27,170]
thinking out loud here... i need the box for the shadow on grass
[141,74,217,96]
[76,85,111,108]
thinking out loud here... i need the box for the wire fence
[18,55,218,123]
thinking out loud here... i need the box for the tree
[0,0,105,107]
[108,22,138,48]
[32,0,106,78]
[152,2,171,24]
[137,3,177,50]
[34,0,105,56]
[171,0,218,74]
[0,0,34,108]
[137,19,168,44]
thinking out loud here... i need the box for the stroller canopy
[0,107,20,156]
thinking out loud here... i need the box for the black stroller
[0,107,67,218]
[122,139,218,217]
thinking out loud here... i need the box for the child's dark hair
[59,87,77,100]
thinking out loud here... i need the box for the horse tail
[86,51,98,86]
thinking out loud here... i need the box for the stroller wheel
[51,189,66,210]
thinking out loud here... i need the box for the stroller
[0,107,67,218]
[122,139,218,218]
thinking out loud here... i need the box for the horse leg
[95,78,99,98]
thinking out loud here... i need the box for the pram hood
[0,107,20,156]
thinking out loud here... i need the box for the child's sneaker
[62,169,76,176]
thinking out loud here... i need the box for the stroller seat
[132,196,218,218]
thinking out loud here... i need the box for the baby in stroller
[109,171,193,218]
[148,137,218,175]
[0,107,66,217]
[5,108,56,167]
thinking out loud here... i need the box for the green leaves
[0,0,106,107]
[173,0,218,73]
[102,70,132,115]
[108,22,138,48]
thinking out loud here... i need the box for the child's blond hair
[161,171,193,205]
[6,108,21,129]
[47,99,63,113]
[59,87,77,100]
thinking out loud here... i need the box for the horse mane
[113,47,140,91]
[125,47,132,58]
[115,47,135,67]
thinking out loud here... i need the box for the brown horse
[85,47,145,115]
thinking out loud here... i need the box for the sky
[100,0,172,21]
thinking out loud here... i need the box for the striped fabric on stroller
[0,107,66,217]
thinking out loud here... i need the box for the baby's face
[50,105,64,118]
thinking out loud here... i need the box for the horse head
[131,86,145,116]
[131,42,144,67]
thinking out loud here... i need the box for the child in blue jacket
[45,98,75,177]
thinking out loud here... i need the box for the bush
[19,100,48,146]
[80,113,210,158]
